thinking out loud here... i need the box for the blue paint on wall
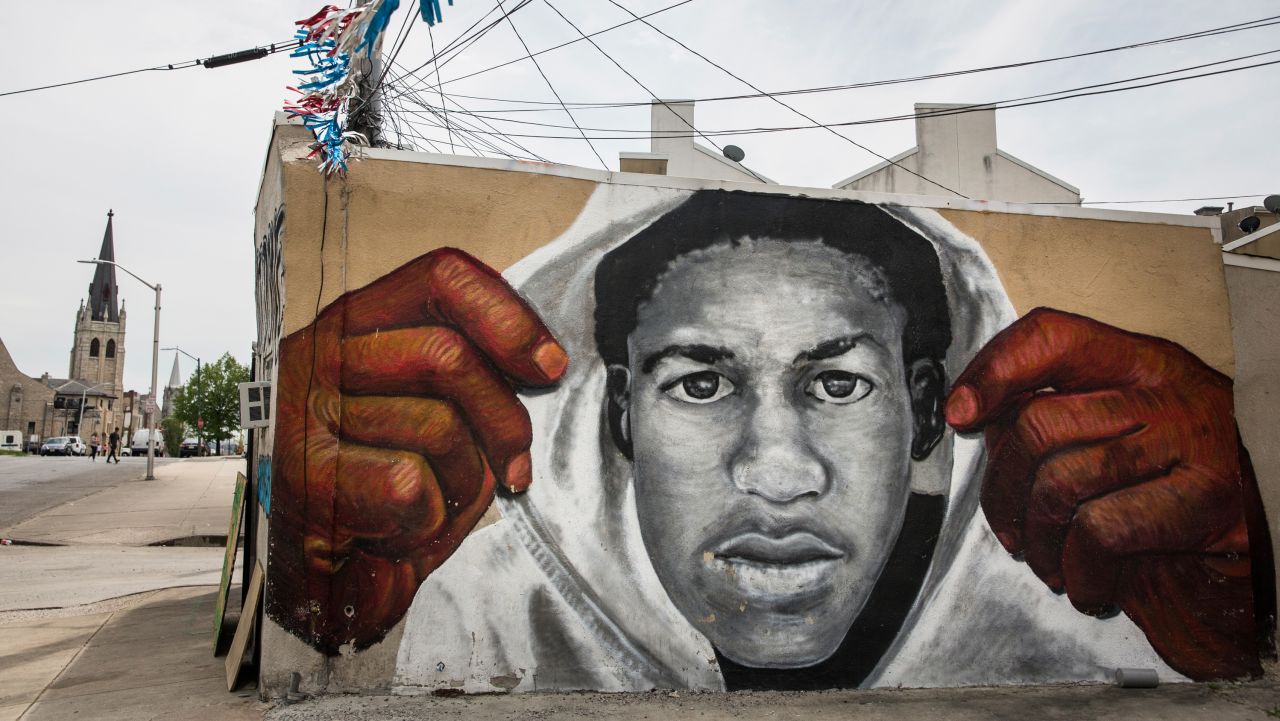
[257,455,272,516]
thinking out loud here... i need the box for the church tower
[69,210,127,437]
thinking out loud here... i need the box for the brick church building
[0,211,128,444]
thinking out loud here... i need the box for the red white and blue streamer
[286,1,454,174]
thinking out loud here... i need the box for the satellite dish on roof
[1239,215,1261,234]
[1264,195,1280,215]
[723,145,746,163]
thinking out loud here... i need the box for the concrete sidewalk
[0,458,261,721]
[0,587,267,721]
[0,545,230,611]
[0,456,243,546]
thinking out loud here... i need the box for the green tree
[172,353,250,454]
[160,416,185,457]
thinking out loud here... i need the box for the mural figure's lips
[712,532,845,565]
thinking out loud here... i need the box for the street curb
[0,583,221,617]
[0,538,66,546]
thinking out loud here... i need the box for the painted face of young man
[614,238,926,669]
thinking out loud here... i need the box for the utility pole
[76,383,107,440]
[348,0,386,149]
[78,258,161,480]
[164,347,201,454]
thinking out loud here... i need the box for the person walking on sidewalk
[106,428,120,464]
[88,433,99,461]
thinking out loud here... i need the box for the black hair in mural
[593,190,953,458]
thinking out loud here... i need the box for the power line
[398,0,534,79]
[389,60,551,161]
[0,40,299,98]
[389,46,1280,136]
[391,55,552,161]
[385,49,1280,141]
[400,12,1280,112]
[387,100,548,159]
[366,0,540,156]
[351,6,420,145]
[378,0,547,162]
[389,96,487,156]
[577,0,967,196]
[437,0,696,88]
[427,24,455,153]
[496,0,608,169]
[540,0,768,183]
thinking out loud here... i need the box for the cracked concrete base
[263,678,1280,721]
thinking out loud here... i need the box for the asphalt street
[0,454,178,531]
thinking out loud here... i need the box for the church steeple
[167,354,182,389]
[87,210,119,322]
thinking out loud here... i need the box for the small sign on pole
[238,382,272,429]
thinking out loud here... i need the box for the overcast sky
[2,0,1277,394]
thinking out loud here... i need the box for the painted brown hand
[266,248,567,654]
[946,307,1270,680]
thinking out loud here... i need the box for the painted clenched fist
[267,248,567,654]
[946,307,1272,680]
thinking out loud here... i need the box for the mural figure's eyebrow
[793,333,881,364]
[641,344,735,374]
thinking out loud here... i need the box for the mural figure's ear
[908,358,947,461]
[605,364,634,459]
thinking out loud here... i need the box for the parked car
[40,436,86,456]
[130,429,164,457]
[179,437,210,458]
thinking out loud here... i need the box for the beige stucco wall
[278,147,596,339]
[939,210,1234,375]
[1225,263,1280,614]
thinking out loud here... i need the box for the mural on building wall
[266,189,1273,691]
[255,205,285,358]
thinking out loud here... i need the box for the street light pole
[163,347,200,454]
[75,382,108,442]
[79,258,161,481]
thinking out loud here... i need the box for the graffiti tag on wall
[256,454,272,517]
[256,206,285,357]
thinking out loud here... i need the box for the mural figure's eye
[665,371,735,404]
[807,371,872,404]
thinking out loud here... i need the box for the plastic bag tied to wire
[420,0,454,25]
[285,0,455,174]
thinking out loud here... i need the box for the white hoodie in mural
[393,183,1179,693]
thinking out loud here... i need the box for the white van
[130,429,165,457]
[0,430,21,452]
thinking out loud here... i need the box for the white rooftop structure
[833,103,1080,204]
[619,100,773,184]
